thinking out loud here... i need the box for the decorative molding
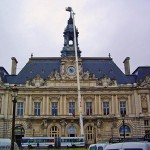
[101,95,111,99]
[97,119,103,128]
[138,75,150,88]
[117,95,128,100]
[26,74,46,87]
[66,95,77,100]
[140,94,148,113]
[83,95,95,100]
[49,96,60,100]
[32,96,43,101]
[97,76,117,87]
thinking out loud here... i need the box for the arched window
[119,125,131,137]
[50,126,59,137]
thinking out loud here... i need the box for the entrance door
[68,126,77,137]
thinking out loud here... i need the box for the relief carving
[26,74,46,87]
[141,94,148,113]
[97,119,103,128]
[97,76,117,87]
[138,76,150,88]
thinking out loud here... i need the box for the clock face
[67,66,75,75]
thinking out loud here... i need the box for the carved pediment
[138,76,150,88]
[97,76,117,87]
[26,74,46,87]
[117,95,128,100]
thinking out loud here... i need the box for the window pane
[86,102,92,115]
[120,101,126,115]
[103,102,109,115]
[17,102,24,116]
[34,102,40,116]
[69,102,75,114]
[52,102,58,115]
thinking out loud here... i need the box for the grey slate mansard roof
[132,66,150,82]
[5,56,137,85]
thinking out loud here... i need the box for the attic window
[109,69,113,73]
[29,70,33,74]
[98,69,101,73]
[41,69,45,74]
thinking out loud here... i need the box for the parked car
[105,141,150,150]
[0,138,19,150]
[89,143,109,150]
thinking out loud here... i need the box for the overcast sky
[0,0,150,74]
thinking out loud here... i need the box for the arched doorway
[119,125,131,137]
[15,125,25,147]
[50,126,59,137]
[68,125,77,137]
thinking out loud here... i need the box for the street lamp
[65,7,84,137]
[11,85,18,150]
[121,113,126,140]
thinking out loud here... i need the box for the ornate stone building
[0,13,150,146]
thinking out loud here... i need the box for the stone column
[25,95,28,115]
[60,95,63,115]
[29,95,32,115]
[147,94,150,113]
[60,120,66,136]
[98,95,102,115]
[134,90,139,117]
[64,95,66,115]
[128,95,131,115]
[81,96,84,115]
[94,95,97,115]
[111,95,115,115]
[46,96,49,115]
[42,96,46,115]
[1,94,4,115]
[115,95,119,115]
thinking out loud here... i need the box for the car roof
[105,142,149,149]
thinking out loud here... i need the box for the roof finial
[109,53,111,58]
[31,53,33,58]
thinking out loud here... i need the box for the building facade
[0,13,150,145]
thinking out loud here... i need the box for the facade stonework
[0,13,150,146]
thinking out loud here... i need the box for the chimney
[11,57,18,75]
[123,57,130,75]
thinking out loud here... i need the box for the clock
[67,66,75,75]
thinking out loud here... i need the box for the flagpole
[66,7,84,137]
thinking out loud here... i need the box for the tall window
[52,102,58,116]
[144,120,149,126]
[85,125,94,142]
[17,102,24,116]
[50,126,59,137]
[69,102,75,115]
[86,102,92,115]
[34,102,40,116]
[103,101,109,115]
[120,101,126,115]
